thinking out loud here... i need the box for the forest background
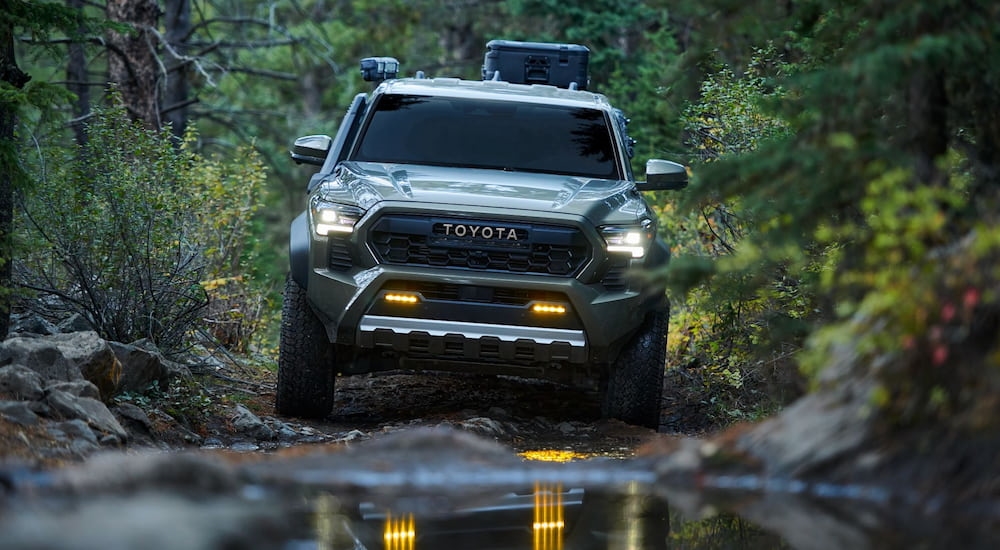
[2,0,999,443]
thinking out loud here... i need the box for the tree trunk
[66,0,89,145]
[106,0,160,129]
[0,19,31,339]
[162,0,190,140]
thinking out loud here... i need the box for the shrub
[16,103,270,354]
[654,47,807,422]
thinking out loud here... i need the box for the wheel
[601,307,668,429]
[275,274,336,418]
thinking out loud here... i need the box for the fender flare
[645,238,670,269]
[289,211,310,288]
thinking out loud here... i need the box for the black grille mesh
[370,215,590,277]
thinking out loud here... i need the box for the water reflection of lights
[519,449,593,462]
[383,512,415,550]
[621,480,643,550]
[533,482,565,550]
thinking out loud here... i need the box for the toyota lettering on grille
[434,222,527,241]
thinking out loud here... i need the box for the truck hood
[326,161,649,224]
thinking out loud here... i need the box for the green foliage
[802,152,1000,429]
[672,0,1000,430]
[116,377,214,430]
[657,47,805,422]
[668,511,788,548]
[17,102,271,353]
[0,0,114,41]
[182,128,275,353]
[682,46,791,163]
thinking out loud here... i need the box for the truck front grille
[369,215,590,276]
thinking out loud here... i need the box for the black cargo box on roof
[482,40,590,90]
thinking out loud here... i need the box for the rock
[458,416,507,436]
[334,429,368,443]
[51,332,122,401]
[271,421,299,441]
[0,364,45,400]
[27,400,51,417]
[45,389,128,443]
[8,312,60,336]
[164,359,193,380]
[556,421,577,434]
[201,437,224,448]
[653,438,706,481]
[57,313,93,333]
[114,403,154,431]
[47,419,101,456]
[45,380,101,400]
[113,403,157,446]
[0,493,295,550]
[737,378,876,477]
[49,418,99,444]
[0,332,122,401]
[0,336,82,384]
[0,400,40,426]
[51,451,242,495]
[231,404,275,441]
[110,341,169,394]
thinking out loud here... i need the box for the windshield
[350,94,622,180]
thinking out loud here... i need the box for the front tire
[275,274,336,418]
[601,307,668,429]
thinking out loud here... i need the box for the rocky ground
[0,321,689,469]
[3,319,1000,548]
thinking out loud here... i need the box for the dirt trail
[286,371,674,459]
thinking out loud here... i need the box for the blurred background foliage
[5,0,1000,432]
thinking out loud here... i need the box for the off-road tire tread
[275,274,336,418]
[602,308,668,429]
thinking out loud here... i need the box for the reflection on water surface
[307,480,777,550]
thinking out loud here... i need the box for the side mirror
[290,135,332,166]
[638,159,688,191]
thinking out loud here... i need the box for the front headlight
[310,196,364,236]
[600,219,656,258]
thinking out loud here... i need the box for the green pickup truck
[277,41,687,428]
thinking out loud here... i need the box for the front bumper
[304,204,666,370]
[308,264,659,367]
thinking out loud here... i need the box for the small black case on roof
[482,40,590,90]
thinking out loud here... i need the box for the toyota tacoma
[277,41,687,428]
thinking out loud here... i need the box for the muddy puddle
[256,432,1000,550]
[3,426,1000,549]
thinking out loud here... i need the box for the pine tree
[0,0,104,337]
